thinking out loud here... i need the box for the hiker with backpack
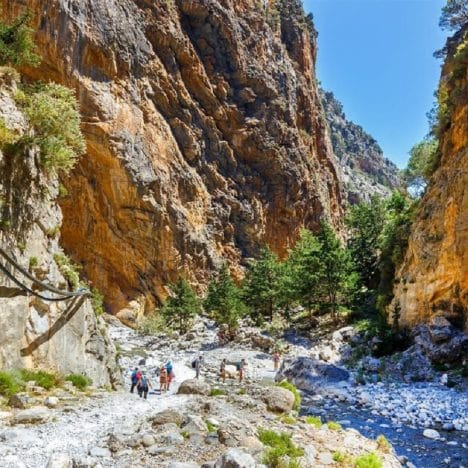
[165,361,175,390]
[160,364,168,392]
[272,351,281,371]
[130,367,141,393]
[192,355,203,379]
[137,371,151,399]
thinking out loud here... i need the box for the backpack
[131,371,138,383]
[236,362,241,371]
[139,376,148,388]
[166,363,173,374]
[191,360,196,369]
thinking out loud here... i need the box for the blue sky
[303,0,448,167]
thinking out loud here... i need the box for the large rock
[263,387,295,413]
[276,356,350,393]
[177,379,210,396]
[149,409,185,427]
[13,406,51,424]
[215,448,256,468]
[8,393,30,409]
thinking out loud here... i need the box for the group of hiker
[130,360,175,399]
[130,351,282,398]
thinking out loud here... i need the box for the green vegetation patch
[304,415,322,428]
[354,452,383,468]
[327,421,342,431]
[275,380,301,411]
[65,374,92,391]
[0,370,24,398]
[209,388,226,397]
[53,253,81,289]
[19,369,60,390]
[258,428,304,468]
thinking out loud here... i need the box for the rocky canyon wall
[392,26,467,330]
[0,75,120,385]
[0,0,344,315]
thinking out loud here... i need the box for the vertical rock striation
[393,27,467,330]
[1,0,344,313]
[0,76,120,385]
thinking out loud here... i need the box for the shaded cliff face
[0,76,119,385]
[393,28,467,330]
[320,89,400,203]
[1,0,343,313]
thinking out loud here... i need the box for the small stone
[44,397,59,408]
[168,463,199,468]
[442,423,454,431]
[177,379,210,396]
[89,447,111,457]
[147,445,172,455]
[206,417,220,427]
[215,448,255,467]
[141,434,155,447]
[164,432,184,445]
[149,409,185,427]
[318,452,334,465]
[423,429,440,439]
[46,453,73,468]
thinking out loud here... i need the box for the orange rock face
[1,0,343,313]
[392,29,468,330]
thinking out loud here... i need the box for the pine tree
[204,265,246,337]
[286,229,323,312]
[316,222,355,317]
[242,248,282,324]
[346,196,386,290]
[161,277,201,334]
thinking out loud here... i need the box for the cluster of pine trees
[157,192,415,336]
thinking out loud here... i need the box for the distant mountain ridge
[320,88,401,203]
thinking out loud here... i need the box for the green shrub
[137,312,166,335]
[0,11,40,67]
[354,452,383,468]
[19,369,59,390]
[304,415,322,428]
[90,288,105,316]
[333,451,346,463]
[65,374,91,391]
[327,421,342,431]
[0,117,17,149]
[205,420,217,432]
[258,428,304,467]
[278,414,296,425]
[0,370,24,397]
[46,225,61,238]
[209,388,226,397]
[238,387,246,395]
[15,82,85,174]
[29,256,38,269]
[53,253,81,289]
[275,380,301,411]
[376,435,391,453]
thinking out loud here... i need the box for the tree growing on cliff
[242,248,282,324]
[161,278,201,334]
[0,11,40,67]
[404,138,439,195]
[439,0,468,31]
[376,192,416,316]
[204,265,246,337]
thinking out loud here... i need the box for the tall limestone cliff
[320,89,400,203]
[0,73,120,385]
[393,26,467,330]
[1,0,344,316]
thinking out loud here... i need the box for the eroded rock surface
[0,0,344,313]
[392,27,468,331]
